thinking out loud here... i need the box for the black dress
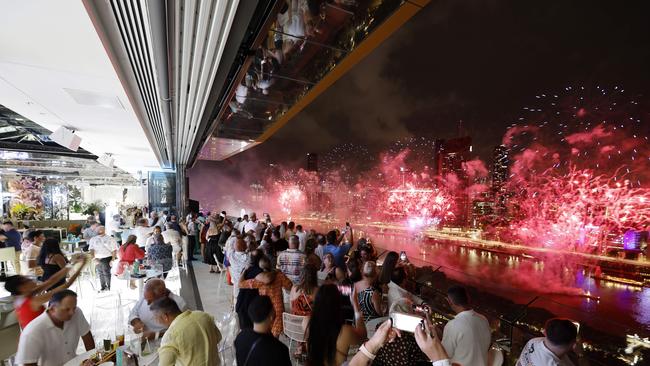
[204,235,221,265]
[41,256,66,290]
[236,266,263,329]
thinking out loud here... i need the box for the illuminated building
[435,136,472,227]
[307,153,318,172]
[490,144,510,220]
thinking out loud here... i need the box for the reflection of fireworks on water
[384,183,454,229]
[505,85,650,250]
[278,186,305,216]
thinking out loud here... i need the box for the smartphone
[391,311,424,333]
[337,284,352,296]
[412,303,430,314]
[400,251,407,261]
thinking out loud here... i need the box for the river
[354,228,650,337]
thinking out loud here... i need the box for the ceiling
[0,104,137,185]
[0,0,160,174]
[0,0,430,175]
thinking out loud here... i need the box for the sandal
[209,270,216,273]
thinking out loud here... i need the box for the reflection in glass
[212,0,405,145]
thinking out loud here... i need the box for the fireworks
[384,183,454,229]
[277,185,305,217]
[504,85,650,251]
[250,84,649,255]
[508,167,650,250]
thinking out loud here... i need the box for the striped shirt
[276,249,306,284]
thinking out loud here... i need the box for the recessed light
[63,88,125,110]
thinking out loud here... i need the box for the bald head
[144,278,168,304]
[289,235,299,249]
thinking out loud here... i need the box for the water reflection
[367,231,650,335]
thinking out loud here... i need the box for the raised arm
[32,266,70,293]
[32,256,87,306]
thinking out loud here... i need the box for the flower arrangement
[8,177,44,219]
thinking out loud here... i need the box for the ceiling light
[49,126,81,151]
[63,88,125,110]
[97,153,115,168]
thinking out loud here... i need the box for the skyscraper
[435,136,472,227]
[306,153,318,172]
[491,145,510,219]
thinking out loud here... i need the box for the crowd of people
[189,210,581,366]
[0,209,580,365]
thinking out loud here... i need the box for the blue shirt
[3,229,22,251]
[322,243,352,268]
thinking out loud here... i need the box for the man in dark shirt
[271,230,288,252]
[235,295,291,366]
[167,215,183,235]
[2,221,22,273]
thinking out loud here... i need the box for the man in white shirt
[88,226,118,291]
[516,318,577,366]
[276,235,306,284]
[133,218,154,248]
[162,222,183,260]
[440,285,492,366]
[159,210,169,229]
[314,234,326,261]
[237,214,249,234]
[15,290,95,366]
[244,212,264,241]
[295,224,308,252]
[106,214,122,237]
[130,279,187,339]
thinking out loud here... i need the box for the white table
[115,269,164,297]
[63,348,158,366]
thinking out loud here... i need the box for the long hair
[37,238,65,266]
[378,251,399,285]
[152,233,165,245]
[297,263,318,295]
[121,234,138,250]
[306,284,344,366]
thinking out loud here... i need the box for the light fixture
[97,153,115,168]
[49,126,81,151]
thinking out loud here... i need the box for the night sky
[193,0,650,177]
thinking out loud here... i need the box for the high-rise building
[306,153,318,172]
[434,136,472,227]
[490,145,510,219]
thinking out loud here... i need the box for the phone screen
[400,251,407,261]
[391,312,424,333]
[337,284,352,296]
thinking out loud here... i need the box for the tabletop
[63,348,158,366]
